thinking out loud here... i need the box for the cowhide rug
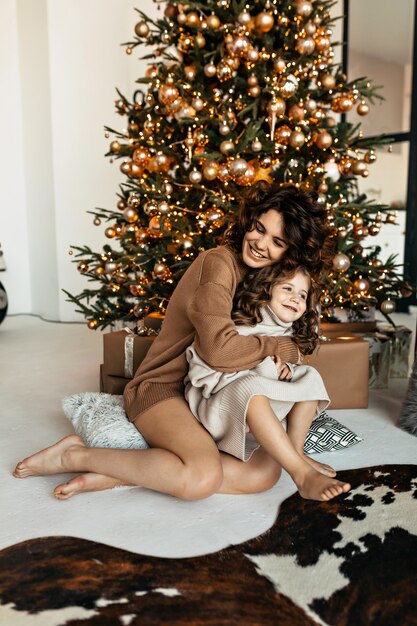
[1,465,417,626]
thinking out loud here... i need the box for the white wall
[0,0,159,320]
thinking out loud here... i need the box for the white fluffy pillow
[62,392,148,449]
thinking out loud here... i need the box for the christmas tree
[65,0,412,331]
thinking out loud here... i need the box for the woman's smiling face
[241,210,288,269]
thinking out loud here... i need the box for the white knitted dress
[184,306,329,462]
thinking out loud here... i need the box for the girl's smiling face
[269,271,310,324]
[241,210,288,269]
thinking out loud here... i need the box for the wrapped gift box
[376,323,412,378]
[362,332,391,389]
[103,329,157,379]
[100,364,129,395]
[306,334,369,409]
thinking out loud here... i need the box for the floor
[1,313,417,559]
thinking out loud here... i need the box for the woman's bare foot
[302,454,336,477]
[54,473,130,500]
[13,435,84,478]
[295,467,350,501]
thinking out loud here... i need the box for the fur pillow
[62,392,148,449]
[398,358,417,436]
[63,393,362,455]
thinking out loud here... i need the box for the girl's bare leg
[286,401,336,477]
[13,398,281,500]
[245,396,350,501]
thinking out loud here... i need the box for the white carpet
[1,314,417,558]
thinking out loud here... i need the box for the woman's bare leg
[13,399,223,501]
[245,396,350,501]
[286,401,336,477]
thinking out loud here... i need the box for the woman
[14,182,348,501]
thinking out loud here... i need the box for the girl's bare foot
[13,435,84,478]
[295,467,350,501]
[54,473,130,500]
[302,454,336,477]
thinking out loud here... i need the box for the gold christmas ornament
[332,252,351,272]
[105,226,117,238]
[135,21,150,37]
[368,224,380,236]
[157,201,170,214]
[104,261,117,274]
[251,138,263,152]
[289,129,306,148]
[249,85,261,97]
[195,33,206,48]
[123,208,138,223]
[315,34,331,51]
[380,299,396,315]
[288,104,305,121]
[220,139,235,155]
[357,102,370,116]
[351,160,367,176]
[189,168,203,184]
[130,163,142,178]
[93,217,101,226]
[207,14,221,29]
[186,11,200,27]
[255,11,275,33]
[178,236,194,255]
[144,201,158,215]
[158,79,180,105]
[314,131,333,149]
[354,278,370,293]
[320,73,336,90]
[364,150,377,164]
[184,65,197,81]
[77,261,89,273]
[275,125,292,145]
[204,63,217,78]
[237,10,251,25]
[295,0,314,17]
[219,122,231,136]
[174,104,196,120]
[133,147,151,164]
[94,266,105,276]
[217,164,231,182]
[203,207,225,228]
[273,57,286,73]
[295,36,315,55]
[110,141,121,153]
[145,66,158,78]
[217,60,233,82]
[278,74,298,99]
[177,11,187,25]
[87,320,99,330]
[120,161,132,175]
[235,162,255,186]
[133,303,151,319]
[226,34,251,58]
[135,229,148,243]
[229,158,249,178]
[202,162,219,180]
[247,48,259,62]
[129,284,146,297]
[400,283,414,298]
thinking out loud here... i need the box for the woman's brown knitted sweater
[123,246,299,422]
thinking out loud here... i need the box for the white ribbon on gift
[123,328,136,378]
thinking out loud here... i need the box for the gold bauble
[288,104,305,121]
[266,97,286,116]
[157,200,170,214]
[135,21,150,37]
[235,163,255,186]
[274,125,292,144]
[93,217,101,226]
[135,229,148,243]
[295,36,315,55]
[87,320,98,330]
[117,199,127,210]
[204,63,217,78]
[110,141,121,153]
[249,85,261,98]
[104,261,117,274]
[248,74,258,87]
[186,11,200,27]
[364,150,377,164]
[314,131,333,149]
[369,224,380,236]
[315,35,331,51]
[130,163,142,178]
[320,294,332,307]
[133,147,151,164]
[207,14,221,29]
[227,34,251,58]
[177,12,187,25]
[273,57,286,73]
[295,0,314,17]
[105,226,116,238]
[178,236,194,255]
[217,60,233,82]
[203,207,225,228]
[217,164,231,182]
[129,284,146,297]
[351,160,367,175]
[220,140,235,155]
[237,10,251,25]
[195,33,206,48]
[357,102,370,116]
[184,65,197,81]
[320,73,336,90]
[77,261,89,273]
[177,34,193,53]
[380,299,396,315]
[123,208,138,223]
[94,266,105,276]
[174,105,196,120]
[145,66,158,78]
[158,82,180,105]
[120,161,132,175]
[278,74,298,99]
[247,48,259,62]
[251,138,263,152]
[318,182,328,193]
[189,169,203,184]
[400,283,414,298]
[354,278,370,293]
[338,156,352,175]
[203,162,219,180]
[332,252,350,272]
[133,303,151,319]
[289,130,306,148]
[255,12,274,33]
[229,158,249,178]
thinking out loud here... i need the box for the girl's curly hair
[232,265,320,356]
[223,180,334,277]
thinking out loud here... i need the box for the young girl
[185,266,339,501]
[13,183,350,502]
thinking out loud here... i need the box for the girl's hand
[272,356,293,381]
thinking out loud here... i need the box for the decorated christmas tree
[65,0,412,331]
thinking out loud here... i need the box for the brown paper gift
[320,321,377,334]
[306,334,369,409]
[103,330,157,379]
[99,364,129,395]
[144,312,165,332]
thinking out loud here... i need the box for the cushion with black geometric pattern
[304,411,363,454]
